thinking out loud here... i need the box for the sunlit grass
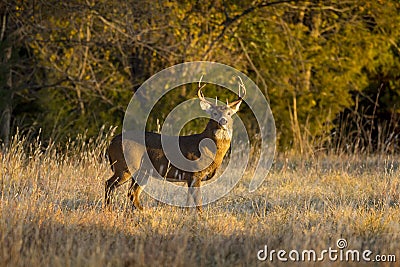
[0,131,399,266]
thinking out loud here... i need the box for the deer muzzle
[218,117,228,128]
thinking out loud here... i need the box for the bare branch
[203,0,298,58]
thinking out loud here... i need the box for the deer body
[105,79,245,212]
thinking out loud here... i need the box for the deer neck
[202,120,232,150]
[198,120,231,168]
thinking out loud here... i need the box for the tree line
[1,0,399,154]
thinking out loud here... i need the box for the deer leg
[186,187,192,208]
[127,171,148,211]
[128,182,143,211]
[104,171,131,208]
[127,171,138,203]
[105,174,118,207]
[187,178,202,212]
[133,184,144,211]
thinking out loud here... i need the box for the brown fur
[105,84,244,212]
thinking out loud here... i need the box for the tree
[1,0,399,154]
[0,1,38,145]
[235,0,400,153]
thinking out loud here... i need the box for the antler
[197,75,213,105]
[229,76,246,107]
[198,75,246,107]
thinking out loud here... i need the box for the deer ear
[229,100,242,114]
[200,100,213,112]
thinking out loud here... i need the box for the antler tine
[198,74,204,88]
[197,75,212,104]
[237,76,246,99]
[228,76,246,107]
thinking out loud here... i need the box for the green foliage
[1,0,399,152]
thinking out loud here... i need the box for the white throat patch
[213,128,232,140]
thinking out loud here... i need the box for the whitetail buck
[105,77,246,212]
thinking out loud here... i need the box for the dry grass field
[0,131,399,266]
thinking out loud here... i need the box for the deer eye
[212,111,218,117]
[227,111,231,116]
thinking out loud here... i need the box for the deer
[104,77,246,212]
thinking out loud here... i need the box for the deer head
[197,76,246,138]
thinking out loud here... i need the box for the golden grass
[0,132,399,266]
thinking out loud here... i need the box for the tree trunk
[0,102,11,147]
[0,11,12,147]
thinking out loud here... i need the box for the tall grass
[287,97,400,157]
[0,128,399,266]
